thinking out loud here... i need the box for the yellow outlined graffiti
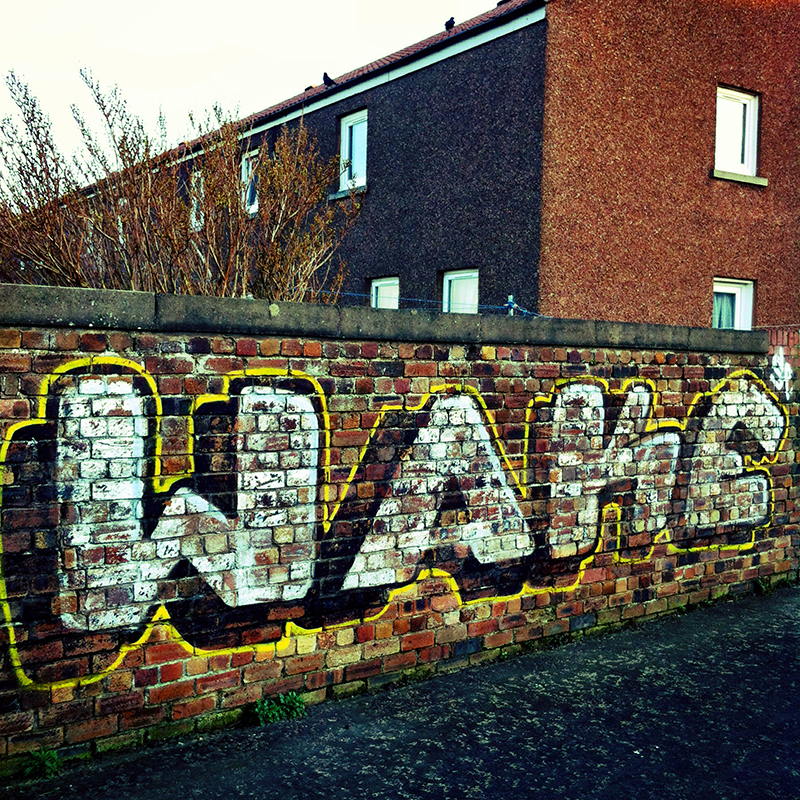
[328,381,526,527]
[526,370,788,563]
[0,356,175,688]
[0,363,789,689]
[189,368,334,530]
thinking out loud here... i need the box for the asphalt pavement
[6,584,800,800]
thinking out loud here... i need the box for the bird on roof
[323,72,336,87]
[445,17,455,31]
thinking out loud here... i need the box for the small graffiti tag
[771,346,794,401]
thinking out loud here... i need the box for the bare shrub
[0,70,360,301]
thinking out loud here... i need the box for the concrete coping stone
[0,284,769,354]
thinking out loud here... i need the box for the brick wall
[0,286,797,771]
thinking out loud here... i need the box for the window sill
[329,185,367,201]
[711,169,768,187]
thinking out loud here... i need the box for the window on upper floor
[713,278,754,330]
[713,87,766,185]
[241,150,259,214]
[442,269,479,314]
[339,109,368,191]
[370,276,399,309]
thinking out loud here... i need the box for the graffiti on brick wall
[0,358,788,687]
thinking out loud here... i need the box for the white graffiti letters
[2,367,787,637]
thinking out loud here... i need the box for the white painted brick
[80,460,108,480]
[60,400,91,418]
[92,521,143,543]
[91,479,143,501]
[79,418,108,438]
[78,377,110,395]
[156,539,181,558]
[241,470,284,491]
[105,377,134,395]
[139,559,178,581]
[245,508,288,528]
[86,563,140,588]
[108,459,139,479]
[88,606,141,631]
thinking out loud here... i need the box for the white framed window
[443,269,479,314]
[189,171,204,231]
[714,87,760,178]
[241,150,259,214]
[339,109,368,191]
[713,278,754,330]
[370,277,399,309]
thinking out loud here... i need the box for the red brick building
[538,0,800,328]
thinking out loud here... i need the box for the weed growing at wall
[254,692,307,726]
[22,747,60,780]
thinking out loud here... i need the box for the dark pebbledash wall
[291,13,547,312]
[0,285,797,772]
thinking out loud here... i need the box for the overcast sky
[1,0,495,157]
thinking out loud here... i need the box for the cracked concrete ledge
[0,284,768,354]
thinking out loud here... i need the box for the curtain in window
[713,291,736,329]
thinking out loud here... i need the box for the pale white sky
[1,0,495,157]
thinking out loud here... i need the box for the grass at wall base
[254,691,307,726]
[22,746,60,780]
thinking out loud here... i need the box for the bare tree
[0,70,360,301]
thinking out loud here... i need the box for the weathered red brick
[197,670,240,694]
[285,654,325,675]
[304,671,338,691]
[134,667,158,688]
[484,631,514,649]
[231,650,254,668]
[172,696,216,720]
[0,399,29,418]
[66,715,119,744]
[79,333,107,352]
[344,659,382,682]
[383,652,417,672]
[0,329,21,348]
[400,631,435,651]
[0,712,34,735]
[0,353,30,371]
[39,700,94,728]
[419,645,450,663]
[120,706,165,731]
[148,681,195,704]
[219,685,263,709]
[144,642,191,665]
[236,339,258,356]
[159,663,184,683]
[96,692,144,716]
[404,362,437,377]
[467,619,498,637]
[243,662,283,683]
[145,356,193,374]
